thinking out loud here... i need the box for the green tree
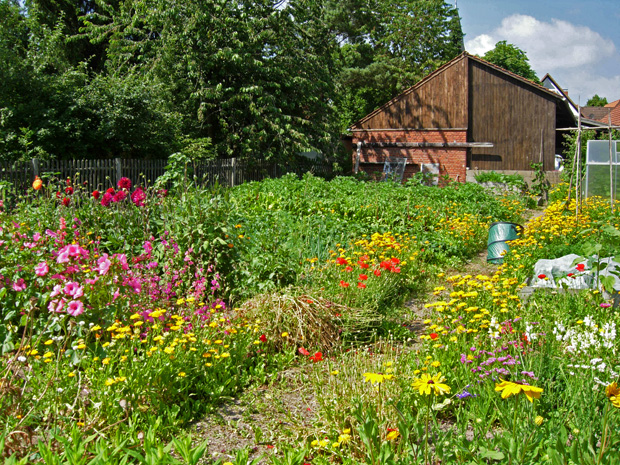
[482,40,539,82]
[329,0,464,129]
[587,94,608,107]
[83,0,340,162]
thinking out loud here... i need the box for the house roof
[541,73,580,119]
[351,52,563,130]
[582,106,611,121]
[596,100,620,126]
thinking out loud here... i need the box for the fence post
[115,158,122,184]
[231,157,236,187]
[32,159,39,180]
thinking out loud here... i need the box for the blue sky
[458,0,620,103]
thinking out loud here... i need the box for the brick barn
[350,52,576,183]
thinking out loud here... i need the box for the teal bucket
[487,222,523,264]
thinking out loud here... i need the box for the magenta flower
[116,254,129,270]
[101,192,113,207]
[112,191,127,203]
[131,187,146,207]
[12,278,26,292]
[600,303,612,308]
[66,300,84,317]
[117,177,132,190]
[35,262,49,277]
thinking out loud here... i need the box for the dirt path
[195,209,546,462]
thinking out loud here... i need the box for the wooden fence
[0,157,333,194]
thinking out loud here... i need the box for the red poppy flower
[56,191,61,199]
[537,274,546,279]
[106,187,115,195]
[336,257,348,265]
[65,186,73,195]
[359,274,368,281]
[359,262,370,269]
[576,263,585,272]
[92,190,100,200]
[345,266,353,272]
[391,257,400,264]
[391,267,401,273]
[339,280,350,288]
[310,351,323,362]
[374,270,381,277]
[380,261,392,270]
[430,333,438,340]
[62,197,70,207]
[260,334,267,342]
[298,347,310,356]
[306,299,313,304]
[357,282,366,289]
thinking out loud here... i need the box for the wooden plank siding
[354,57,469,130]
[468,60,557,172]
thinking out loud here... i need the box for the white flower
[17,356,26,362]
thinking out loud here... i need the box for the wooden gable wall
[468,60,556,172]
[355,57,469,130]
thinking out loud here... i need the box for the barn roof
[350,52,563,130]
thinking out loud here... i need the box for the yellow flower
[495,380,543,403]
[102,358,110,365]
[534,416,544,426]
[412,372,450,396]
[363,372,393,385]
[331,370,339,376]
[606,382,620,408]
[178,372,186,378]
[338,433,351,443]
[281,332,289,338]
[44,339,54,345]
[386,430,400,441]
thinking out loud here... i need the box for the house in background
[350,52,577,183]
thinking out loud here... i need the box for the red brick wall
[352,129,467,183]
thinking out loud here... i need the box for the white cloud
[464,14,619,100]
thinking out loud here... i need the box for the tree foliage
[587,94,608,107]
[0,0,465,162]
[482,40,539,83]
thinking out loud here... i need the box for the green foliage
[474,171,527,191]
[587,94,608,107]
[482,40,539,82]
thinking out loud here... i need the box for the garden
[1,172,619,464]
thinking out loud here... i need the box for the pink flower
[116,254,129,270]
[50,284,63,297]
[117,177,132,190]
[112,288,120,301]
[64,281,84,299]
[66,300,84,317]
[12,278,26,292]
[98,254,111,275]
[600,303,612,308]
[56,251,70,264]
[66,244,80,257]
[85,277,99,285]
[33,232,41,241]
[143,240,153,255]
[35,262,49,277]
[101,192,113,207]
[48,298,65,313]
